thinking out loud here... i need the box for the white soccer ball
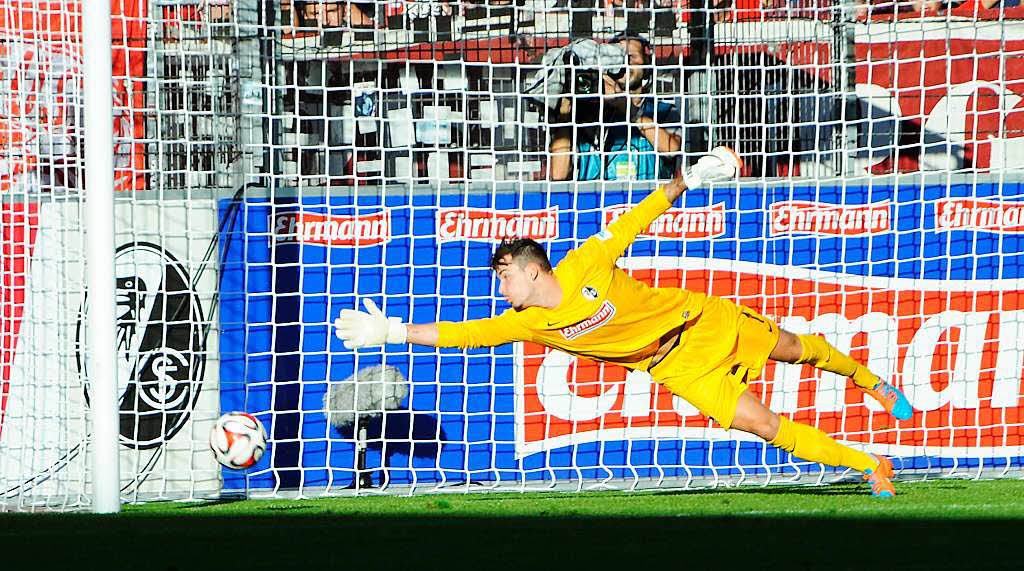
[209,412,267,469]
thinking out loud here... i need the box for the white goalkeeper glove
[334,299,408,349]
[682,146,743,189]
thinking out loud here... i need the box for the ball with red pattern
[209,412,267,469]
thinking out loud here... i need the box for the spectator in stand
[547,35,682,181]
[292,0,375,29]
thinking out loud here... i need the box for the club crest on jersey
[560,301,616,340]
[581,286,599,300]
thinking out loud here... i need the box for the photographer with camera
[526,36,681,182]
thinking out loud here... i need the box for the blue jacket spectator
[575,99,681,180]
[548,37,681,181]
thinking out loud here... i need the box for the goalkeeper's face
[495,255,537,311]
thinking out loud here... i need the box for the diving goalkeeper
[334,147,913,497]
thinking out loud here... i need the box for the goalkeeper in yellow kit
[335,147,912,497]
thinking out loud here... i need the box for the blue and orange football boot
[861,379,913,421]
[863,454,896,498]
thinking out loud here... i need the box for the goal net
[2,0,1023,509]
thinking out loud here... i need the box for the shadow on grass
[2,511,1020,570]
[4,480,1021,569]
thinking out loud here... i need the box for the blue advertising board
[218,180,1024,491]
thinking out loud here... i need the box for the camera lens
[574,70,598,95]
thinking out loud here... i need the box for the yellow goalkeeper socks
[796,334,879,390]
[769,416,878,473]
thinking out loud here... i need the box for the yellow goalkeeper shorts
[649,295,780,430]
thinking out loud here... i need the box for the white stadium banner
[0,199,221,506]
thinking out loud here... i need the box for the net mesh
[1,0,1024,509]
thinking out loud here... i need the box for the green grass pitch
[3,479,1024,570]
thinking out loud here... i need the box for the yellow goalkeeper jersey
[436,189,710,371]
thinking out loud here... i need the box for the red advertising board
[517,259,1024,457]
[272,210,394,246]
[437,207,560,242]
[856,24,1024,173]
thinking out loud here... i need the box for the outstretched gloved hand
[334,299,408,349]
[682,146,743,189]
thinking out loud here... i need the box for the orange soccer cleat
[863,454,895,498]
[862,379,914,421]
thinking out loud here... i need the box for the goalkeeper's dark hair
[490,239,552,272]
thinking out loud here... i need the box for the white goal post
[82,0,122,515]
[2,0,1024,510]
